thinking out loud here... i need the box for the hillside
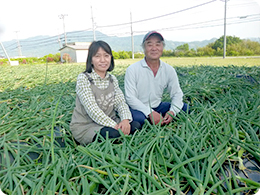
[1,30,256,58]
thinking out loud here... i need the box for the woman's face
[91,47,111,77]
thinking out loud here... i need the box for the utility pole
[91,6,96,41]
[58,14,68,45]
[0,42,12,64]
[58,35,62,48]
[223,0,227,59]
[14,31,22,57]
[57,29,62,48]
[130,12,134,59]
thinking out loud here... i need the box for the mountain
[0,31,258,58]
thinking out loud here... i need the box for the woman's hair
[84,40,115,73]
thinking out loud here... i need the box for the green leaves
[0,63,259,194]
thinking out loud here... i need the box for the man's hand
[115,119,131,135]
[162,111,174,125]
[149,111,163,125]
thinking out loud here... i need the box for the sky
[0,0,259,43]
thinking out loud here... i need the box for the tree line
[0,36,259,65]
[163,36,260,57]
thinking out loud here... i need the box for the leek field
[0,57,260,195]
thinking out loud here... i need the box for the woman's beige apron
[70,73,120,144]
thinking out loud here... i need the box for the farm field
[0,57,260,194]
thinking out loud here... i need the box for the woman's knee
[100,127,121,139]
[130,121,141,134]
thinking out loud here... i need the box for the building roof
[59,42,91,51]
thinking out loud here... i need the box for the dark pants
[130,102,189,126]
[92,121,141,141]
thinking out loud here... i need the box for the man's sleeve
[167,68,184,116]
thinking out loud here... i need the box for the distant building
[59,42,91,63]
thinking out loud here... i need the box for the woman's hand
[115,119,131,135]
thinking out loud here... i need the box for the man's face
[144,35,164,61]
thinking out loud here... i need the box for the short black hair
[84,40,115,73]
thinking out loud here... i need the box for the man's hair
[141,34,165,50]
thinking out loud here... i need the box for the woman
[70,41,140,144]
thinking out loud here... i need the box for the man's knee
[182,103,191,114]
[154,102,171,116]
[130,108,146,126]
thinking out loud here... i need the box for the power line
[3,15,258,51]
[229,2,257,7]
[3,42,18,49]
[131,14,260,34]
[2,0,259,57]
[20,35,60,43]
[97,0,217,28]
[4,13,259,49]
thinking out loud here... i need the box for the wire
[4,13,259,49]
[97,0,217,28]
[2,0,259,57]
[151,14,260,32]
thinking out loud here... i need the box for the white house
[59,42,91,63]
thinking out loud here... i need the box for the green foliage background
[1,36,260,65]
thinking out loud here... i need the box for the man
[124,31,188,126]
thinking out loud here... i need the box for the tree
[242,40,260,55]
[186,49,196,57]
[46,57,54,62]
[197,46,215,56]
[134,53,144,58]
[174,51,185,57]
[162,49,173,57]
[112,51,120,59]
[53,53,61,63]
[62,53,72,63]
[176,43,189,51]
[212,35,242,50]
[118,51,130,59]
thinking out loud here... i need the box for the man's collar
[141,58,162,68]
